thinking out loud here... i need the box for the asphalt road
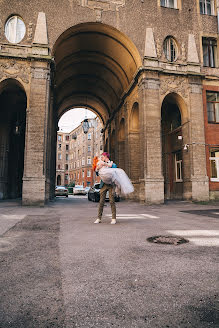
[0,196,218,328]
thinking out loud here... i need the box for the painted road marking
[169,230,219,236]
[168,230,219,246]
[0,214,26,220]
[105,214,159,219]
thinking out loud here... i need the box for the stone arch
[161,92,189,200]
[52,22,142,124]
[0,78,27,200]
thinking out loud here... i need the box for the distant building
[56,117,103,187]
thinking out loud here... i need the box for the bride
[94,152,134,196]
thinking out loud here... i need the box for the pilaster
[188,77,209,201]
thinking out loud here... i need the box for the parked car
[73,185,86,195]
[88,183,120,202]
[55,186,68,197]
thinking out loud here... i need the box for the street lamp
[82,118,89,134]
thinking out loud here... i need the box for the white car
[73,185,86,195]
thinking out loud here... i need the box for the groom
[94,152,117,225]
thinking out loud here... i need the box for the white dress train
[98,167,134,196]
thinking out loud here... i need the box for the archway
[161,93,186,200]
[0,79,27,199]
[49,23,142,198]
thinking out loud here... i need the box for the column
[22,61,50,205]
[138,73,164,204]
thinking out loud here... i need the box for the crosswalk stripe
[105,214,159,219]
[167,230,219,246]
[141,214,159,219]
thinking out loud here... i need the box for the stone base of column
[22,176,46,206]
[145,177,164,204]
[191,176,209,201]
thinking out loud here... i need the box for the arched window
[163,37,178,62]
[5,16,26,43]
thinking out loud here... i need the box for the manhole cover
[147,235,189,245]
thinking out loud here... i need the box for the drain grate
[147,235,189,245]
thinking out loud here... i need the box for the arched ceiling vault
[53,23,142,123]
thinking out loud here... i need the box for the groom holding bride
[93,152,134,225]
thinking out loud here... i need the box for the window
[58,144,61,150]
[65,164,68,170]
[5,16,26,43]
[74,162,76,169]
[58,153,61,160]
[87,157,91,165]
[82,170,85,178]
[163,37,178,62]
[88,133,91,140]
[87,170,91,177]
[77,160,79,168]
[66,154,69,161]
[160,0,177,9]
[210,149,219,181]
[66,144,69,151]
[65,174,68,181]
[202,38,217,68]
[206,92,219,122]
[58,164,61,170]
[58,135,62,141]
[88,145,91,152]
[200,0,214,15]
[65,135,69,141]
[175,152,183,182]
[100,144,103,150]
[82,157,85,166]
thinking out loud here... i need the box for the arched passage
[0,79,27,199]
[161,93,188,200]
[49,23,142,198]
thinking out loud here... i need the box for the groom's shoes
[94,218,101,224]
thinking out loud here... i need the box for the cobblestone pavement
[0,197,218,328]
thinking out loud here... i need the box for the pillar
[138,73,164,204]
[22,61,50,205]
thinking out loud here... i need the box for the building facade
[56,117,103,187]
[0,0,219,204]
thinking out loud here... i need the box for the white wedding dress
[98,167,134,196]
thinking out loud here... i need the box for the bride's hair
[102,152,110,159]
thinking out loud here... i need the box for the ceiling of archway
[53,23,142,123]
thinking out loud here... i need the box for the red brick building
[203,85,219,199]
[56,117,103,187]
